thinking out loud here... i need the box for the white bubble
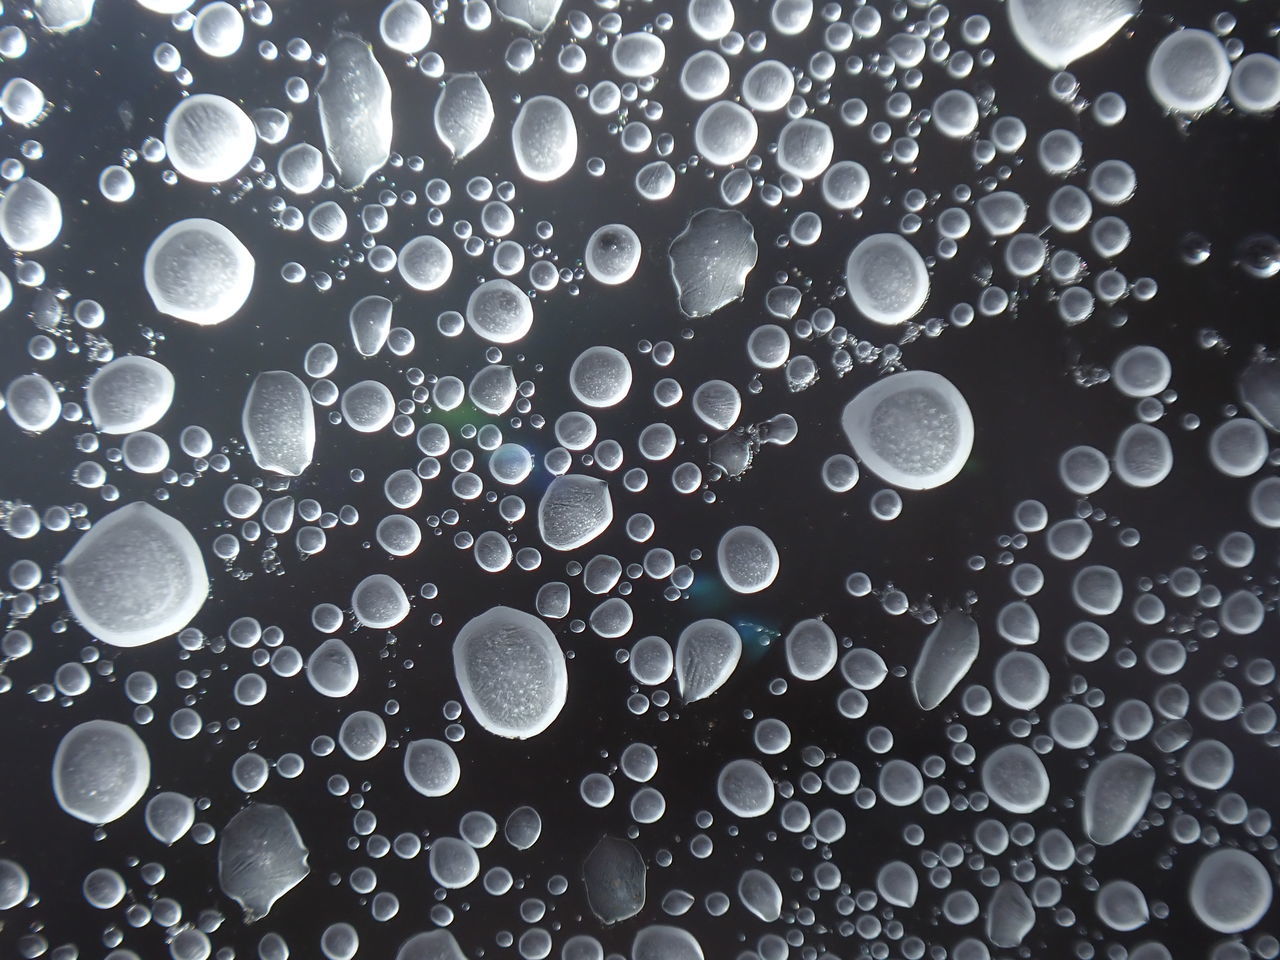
[380,0,432,54]
[1229,52,1280,114]
[0,177,62,253]
[6,373,61,432]
[352,573,409,629]
[145,218,254,326]
[676,619,741,702]
[512,95,577,182]
[1189,849,1272,934]
[317,36,393,189]
[982,744,1049,813]
[687,0,733,41]
[1114,423,1172,488]
[193,2,244,57]
[694,101,758,166]
[717,525,779,594]
[784,619,837,681]
[54,720,150,823]
[584,224,641,285]
[570,346,632,408]
[1148,29,1229,115]
[164,94,254,183]
[845,234,930,324]
[821,161,870,211]
[467,279,534,344]
[434,73,493,159]
[1007,0,1138,70]
[398,235,453,291]
[404,739,460,797]
[307,638,359,698]
[932,90,979,138]
[612,32,665,78]
[717,759,773,817]
[338,710,387,761]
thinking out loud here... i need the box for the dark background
[0,0,1277,959]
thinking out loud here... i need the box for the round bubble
[53,719,150,823]
[694,101,758,166]
[466,279,533,344]
[144,218,254,326]
[1189,849,1272,933]
[1148,29,1229,115]
[717,759,774,818]
[164,94,254,183]
[398,235,453,291]
[845,233,930,324]
[584,224,641,285]
[512,96,577,183]
[570,346,632,408]
[981,744,1049,813]
[717,525,779,594]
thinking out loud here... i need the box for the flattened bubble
[398,236,453,291]
[612,32,665,78]
[975,191,1027,236]
[982,743,1049,813]
[512,95,577,182]
[821,160,870,211]
[630,635,673,685]
[912,611,979,710]
[380,0,432,54]
[1007,0,1138,70]
[84,356,172,435]
[717,759,773,818]
[738,869,781,922]
[1208,418,1266,478]
[60,502,207,648]
[845,234,930,324]
[932,89,979,138]
[317,35,393,190]
[307,638,359,698]
[584,836,646,924]
[1229,53,1280,114]
[1059,445,1109,494]
[53,719,150,823]
[1114,423,1172,488]
[717,525,778,594]
[692,379,740,431]
[668,208,758,318]
[1189,849,1272,934]
[1148,29,1229,115]
[164,94,255,183]
[842,370,973,490]
[877,861,918,908]
[396,931,468,960]
[584,224,641,285]
[243,371,315,477]
[776,118,833,179]
[434,73,493,160]
[453,606,567,739]
[0,177,62,252]
[1072,564,1122,615]
[145,218,254,326]
[467,279,534,344]
[676,618,741,702]
[879,759,923,806]
[632,926,703,960]
[987,881,1034,949]
[34,0,95,31]
[784,619,837,681]
[538,474,612,551]
[688,0,733,40]
[1083,753,1155,845]
[694,101,758,166]
[218,804,309,921]
[494,0,562,33]
[1112,345,1171,397]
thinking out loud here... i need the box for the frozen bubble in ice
[538,474,612,550]
[877,861,918,907]
[613,32,665,78]
[776,119,833,179]
[632,927,702,960]
[505,805,542,849]
[841,370,973,490]
[668,208,758,318]
[688,0,733,40]
[1114,423,1172,488]
[1208,418,1267,478]
[1072,564,1122,615]
[982,743,1049,813]
[338,710,387,760]
[380,0,432,54]
[243,371,315,477]
[0,858,29,909]
[6,373,60,432]
[34,0,95,31]
[1112,345,1170,398]
[986,881,1035,948]
[467,278,534,343]
[912,611,980,710]
[584,224,641,285]
[694,101,758,166]
[86,356,174,435]
[717,759,773,817]
[1083,753,1154,845]
[341,380,395,433]
[994,650,1049,709]
[932,90,979,138]
[350,295,393,356]
[60,502,207,648]
[583,836,646,924]
[512,95,577,183]
[1096,879,1149,931]
[434,74,493,160]
[1189,849,1272,934]
[784,618,837,681]
[452,605,567,739]
[403,738,460,797]
[396,931,468,960]
[738,869,782,922]
[53,719,150,823]
[0,177,62,252]
[692,379,740,431]
[1007,0,1139,71]
[1229,53,1280,115]
[218,804,309,921]
[676,619,741,702]
[495,0,562,33]
[1,78,45,126]
[307,638,359,698]
[570,346,632,408]
[469,364,517,415]
[145,791,195,845]
[193,1,243,57]
[395,234,452,293]
[741,60,794,112]
[717,525,779,594]
[317,35,393,190]
[352,573,409,629]
[163,94,254,183]
[680,50,731,102]
[845,234,930,324]
[822,161,870,211]
[144,218,254,326]
[1148,29,1229,115]
[996,600,1040,644]
[975,191,1028,236]
[1238,357,1280,431]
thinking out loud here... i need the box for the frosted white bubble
[380,0,432,54]
[34,0,95,31]
[692,380,741,431]
[1189,849,1272,934]
[1072,564,1122,615]
[1112,345,1170,397]
[512,95,577,182]
[164,94,254,183]
[738,869,782,922]
[845,234,930,324]
[1083,753,1154,845]
[0,177,62,253]
[994,651,1049,710]
[404,739,460,797]
[687,0,733,41]
[53,720,150,824]
[1,78,44,126]
[61,502,207,647]
[1007,0,1138,70]
[1208,418,1266,478]
[243,371,315,477]
[632,926,703,960]
[467,279,534,344]
[341,380,395,433]
[218,804,309,921]
[694,101,758,166]
[975,191,1028,236]
[842,370,973,490]
[398,235,453,291]
[776,119,833,179]
[717,525,779,594]
[982,744,1049,813]
[434,73,493,160]
[784,619,837,681]
[932,90,979,138]
[1148,29,1229,115]
[1114,423,1172,488]
[612,32,665,78]
[453,605,567,739]
[317,36,393,190]
[570,346,632,408]
[145,218,254,326]
[352,573,409,629]
[145,791,195,845]
[277,143,324,194]
[307,638,359,698]
[741,60,794,112]
[822,161,870,211]
[680,51,730,102]
[676,618,741,702]
[1229,53,1280,114]
[584,224,641,285]
[717,759,773,817]
[6,373,61,433]
[193,2,243,58]
[539,474,612,550]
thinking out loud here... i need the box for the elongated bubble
[512,95,577,183]
[243,371,315,477]
[435,74,494,160]
[317,35,393,189]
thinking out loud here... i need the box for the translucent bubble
[982,744,1049,813]
[776,118,833,179]
[1208,418,1266,478]
[717,759,774,817]
[164,94,254,183]
[993,651,1049,710]
[144,218,254,326]
[0,177,62,252]
[1148,29,1230,115]
[584,224,641,285]
[54,720,150,823]
[380,0,432,54]
[612,32,665,78]
[570,346,632,408]
[716,525,779,594]
[512,95,577,182]
[1114,423,1172,487]
[741,59,793,111]
[193,2,244,57]
[844,234,930,325]
[1229,52,1280,114]
[1189,849,1272,933]
[933,90,979,138]
[694,101,758,166]
[6,372,61,432]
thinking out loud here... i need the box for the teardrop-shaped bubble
[60,502,208,648]
[1007,0,1139,70]
[306,637,359,698]
[668,208,758,318]
[583,836,646,924]
[85,355,175,435]
[716,758,774,818]
[784,618,837,681]
[396,931,468,960]
[845,233,930,324]
[877,861,918,907]
[163,93,255,183]
[466,279,534,344]
[317,35,393,189]
[218,803,310,921]
[435,74,494,160]
[243,371,315,477]
[1188,849,1272,934]
[144,791,195,845]
[1083,753,1155,845]
[912,611,980,710]
[982,743,1050,813]
[538,474,613,551]
[691,380,741,431]
[737,869,782,922]
[144,218,254,326]
[53,719,150,823]
[0,177,62,252]
[1096,879,1149,931]
[632,926,703,960]
[842,370,974,490]
[986,881,1035,948]
[512,95,577,183]
[453,606,567,739]
[676,618,742,703]
[717,525,779,594]
[349,295,393,356]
